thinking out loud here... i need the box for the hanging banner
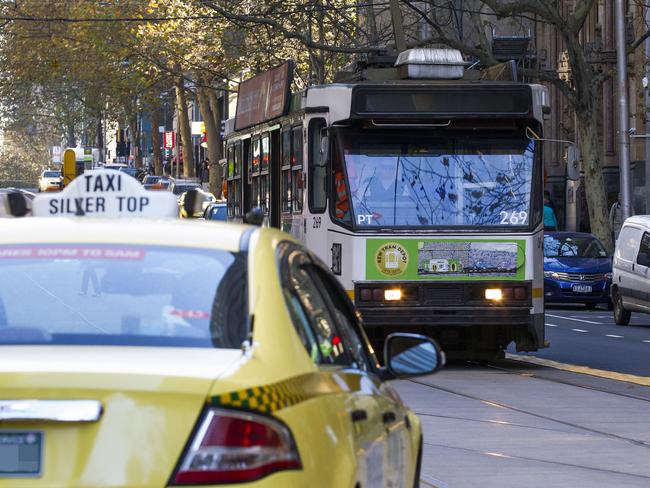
[164,132,175,149]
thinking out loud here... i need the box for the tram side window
[331,138,351,223]
[292,126,303,214]
[308,118,327,214]
[250,138,260,208]
[281,129,292,214]
[260,134,270,214]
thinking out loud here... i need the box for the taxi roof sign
[33,169,178,219]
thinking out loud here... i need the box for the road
[510,305,650,376]
[399,306,650,488]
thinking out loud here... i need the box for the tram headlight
[384,289,402,301]
[485,288,503,301]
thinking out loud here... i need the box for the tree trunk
[150,107,163,175]
[197,80,223,198]
[206,87,223,196]
[66,122,76,148]
[576,100,614,252]
[175,73,195,179]
[129,112,142,169]
[96,112,104,158]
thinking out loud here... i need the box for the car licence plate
[0,431,42,477]
[572,285,592,293]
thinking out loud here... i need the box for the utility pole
[389,0,407,53]
[615,0,633,220]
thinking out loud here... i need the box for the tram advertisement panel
[366,238,526,281]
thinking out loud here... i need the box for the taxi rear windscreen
[0,244,247,348]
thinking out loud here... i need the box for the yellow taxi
[0,170,443,487]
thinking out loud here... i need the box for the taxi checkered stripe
[211,374,331,414]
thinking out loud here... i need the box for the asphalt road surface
[509,304,650,376]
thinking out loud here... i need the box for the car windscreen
[173,184,199,195]
[0,244,247,348]
[43,171,60,178]
[341,132,536,228]
[544,235,608,258]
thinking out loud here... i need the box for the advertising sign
[33,169,178,218]
[235,61,294,131]
[163,131,175,149]
[365,239,526,281]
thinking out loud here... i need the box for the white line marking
[571,328,589,333]
[547,313,602,325]
[605,334,623,338]
[643,340,650,343]
[544,323,559,327]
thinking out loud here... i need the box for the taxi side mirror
[380,333,444,380]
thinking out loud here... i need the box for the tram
[224,49,549,359]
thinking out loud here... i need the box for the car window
[305,264,371,372]
[280,248,361,368]
[616,226,641,261]
[543,235,607,258]
[0,244,247,349]
[43,171,60,177]
[636,232,650,265]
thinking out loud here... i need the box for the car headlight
[544,271,559,279]
[604,272,613,281]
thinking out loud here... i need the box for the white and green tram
[224,50,549,359]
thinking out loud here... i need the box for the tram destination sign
[352,85,532,118]
[235,61,294,131]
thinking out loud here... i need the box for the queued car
[543,231,612,309]
[143,175,174,191]
[170,179,201,196]
[202,201,228,221]
[0,170,442,487]
[37,169,62,192]
[179,188,217,218]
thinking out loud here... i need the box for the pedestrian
[200,159,209,187]
[543,193,558,231]
[609,193,623,242]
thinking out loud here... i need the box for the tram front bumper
[354,281,545,351]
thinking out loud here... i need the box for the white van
[611,215,650,325]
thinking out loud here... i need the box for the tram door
[270,129,282,228]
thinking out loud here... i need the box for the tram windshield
[340,133,537,229]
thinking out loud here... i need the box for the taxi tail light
[173,408,302,485]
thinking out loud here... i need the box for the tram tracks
[484,359,650,404]
[409,377,650,449]
[409,370,650,483]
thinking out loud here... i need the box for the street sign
[33,169,178,218]
[52,146,62,164]
[191,121,205,136]
[62,149,77,187]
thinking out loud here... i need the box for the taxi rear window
[0,244,247,348]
